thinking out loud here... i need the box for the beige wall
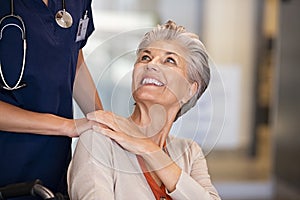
[202,0,258,147]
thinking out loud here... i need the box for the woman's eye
[166,57,176,64]
[141,55,151,61]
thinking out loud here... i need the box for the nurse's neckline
[42,0,48,7]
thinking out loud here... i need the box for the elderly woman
[68,20,221,200]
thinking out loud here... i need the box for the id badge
[76,11,89,42]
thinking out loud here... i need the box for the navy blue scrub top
[0,0,94,199]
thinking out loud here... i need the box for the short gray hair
[136,20,210,120]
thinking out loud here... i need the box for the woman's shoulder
[79,129,109,144]
[79,130,112,151]
[76,130,139,172]
[75,130,117,164]
[168,135,202,149]
[167,135,204,159]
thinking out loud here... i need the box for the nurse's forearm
[0,101,79,137]
[73,50,103,114]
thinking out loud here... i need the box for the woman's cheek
[165,71,191,102]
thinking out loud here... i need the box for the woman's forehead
[143,40,188,58]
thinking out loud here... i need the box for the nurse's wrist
[45,114,75,137]
[60,118,78,137]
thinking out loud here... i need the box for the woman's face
[132,40,196,108]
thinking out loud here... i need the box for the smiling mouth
[141,78,164,86]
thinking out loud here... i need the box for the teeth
[142,78,164,86]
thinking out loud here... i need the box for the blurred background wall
[272,0,300,199]
[73,0,300,199]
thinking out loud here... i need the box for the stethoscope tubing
[0,14,27,90]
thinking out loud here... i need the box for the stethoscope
[0,0,73,91]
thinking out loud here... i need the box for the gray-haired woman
[68,20,221,200]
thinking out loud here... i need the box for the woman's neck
[130,103,179,148]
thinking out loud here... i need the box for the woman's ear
[182,82,198,104]
[189,82,198,97]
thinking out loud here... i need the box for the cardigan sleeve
[168,140,221,200]
[67,131,115,200]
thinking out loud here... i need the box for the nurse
[0,0,102,199]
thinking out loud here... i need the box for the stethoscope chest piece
[55,9,73,28]
[55,0,73,28]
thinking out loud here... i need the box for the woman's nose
[145,57,161,71]
[145,64,159,72]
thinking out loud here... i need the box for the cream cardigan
[68,130,221,200]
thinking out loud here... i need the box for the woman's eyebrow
[141,49,179,57]
[165,51,179,57]
[142,49,151,54]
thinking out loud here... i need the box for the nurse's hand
[63,118,99,138]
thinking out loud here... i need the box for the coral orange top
[137,155,172,200]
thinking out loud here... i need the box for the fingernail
[92,125,100,131]
[86,113,91,119]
